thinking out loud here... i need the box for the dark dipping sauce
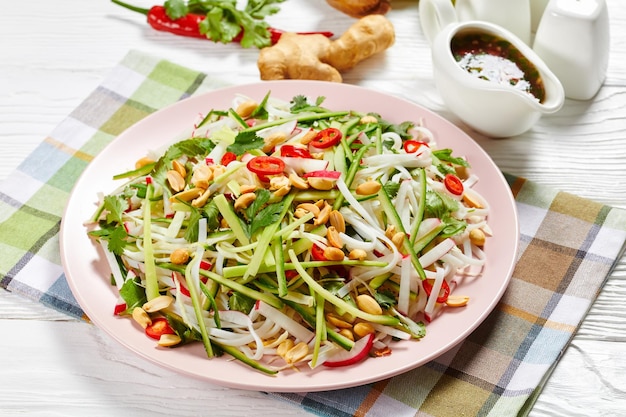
[451,32,546,103]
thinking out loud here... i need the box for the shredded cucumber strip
[243,193,295,282]
[184,261,214,358]
[143,184,160,300]
[288,249,400,327]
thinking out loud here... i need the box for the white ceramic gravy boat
[419,0,565,137]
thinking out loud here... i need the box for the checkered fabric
[1,50,625,417]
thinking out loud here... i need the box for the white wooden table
[1,1,625,415]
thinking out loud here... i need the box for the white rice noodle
[371,323,412,340]
[336,178,379,227]
[424,266,445,316]
[255,301,315,343]
[165,210,186,239]
[256,119,298,140]
[382,131,403,150]
[398,255,412,315]
[419,238,456,268]
[339,232,376,252]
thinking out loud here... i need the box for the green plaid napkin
[1,50,625,417]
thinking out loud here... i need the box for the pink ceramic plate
[60,81,519,392]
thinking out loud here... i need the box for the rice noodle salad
[87,92,490,375]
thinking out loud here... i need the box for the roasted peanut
[356,294,383,315]
[277,339,294,358]
[171,159,187,178]
[166,170,186,192]
[143,295,174,313]
[327,226,343,248]
[262,132,288,153]
[446,295,470,307]
[191,165,213,189]
[353,322,375,338]
[288,173,309,190]
[296,203,320,217]
[469,228,486,246]
[323,246,345,261]
[170,187,203,203]
[308,177,334,191]
[135,156,155,170]
[131,307,152,329]
[284,341,309,364]
[269,175,290,191]
[294,208,310,219]
[272,185,291,198]
[170,248,190,265]
[326,313,353,329]
[463,192,483,209]
[315,204,331,226]
[391,232,406,250]
[329,210,345,233]
[299,130,318,145]
[158,334,182,347]
[235,100,258,118]
[360,115,378,124]
[191,188,212,208]
[234,192,256,210]
[338,328,355,341]
[348,248,367,261]
[355,180,381,196]
[239,184,257,194]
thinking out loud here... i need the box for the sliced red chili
[246,156,285,182]
[311,244,327,261]
[145,317,176,340]
[221,152,237,166]
[310,128,342,149]
[422,279,451,303]
[444,173,464,196]
[285,269,299,279]
[280,145,312,158]
[114,302,127,316]
[403,140,429,154]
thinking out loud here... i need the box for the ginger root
[257,14,395,83]
[326,0,391,18]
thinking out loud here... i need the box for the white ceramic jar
[533,0,610,100]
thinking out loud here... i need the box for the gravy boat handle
[419,0,459,45]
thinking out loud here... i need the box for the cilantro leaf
[151,137,215,186]
[290,95,328,113]
[242,189,284,236]
[164,0,189,19]
[119,277,147,313]
[383,181,400,199]
[229,291,256,314]
[374,290,397,309]
[183,199,221,243]
[163,311,203,344]
[89,225,128,256]
[425,190,459,220]
[103,195,128,224]
[432,149,470,168]
[245,0,286,19]
[226,131,265,155]
[249,201,284,236]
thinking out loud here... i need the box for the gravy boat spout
[419,0,564,137]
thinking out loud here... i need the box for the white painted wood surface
[1,1,625,415]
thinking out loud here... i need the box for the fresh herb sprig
[165,0,286,48]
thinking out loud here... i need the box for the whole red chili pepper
[111,0,333,46]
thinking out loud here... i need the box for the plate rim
[60,80,519,392]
